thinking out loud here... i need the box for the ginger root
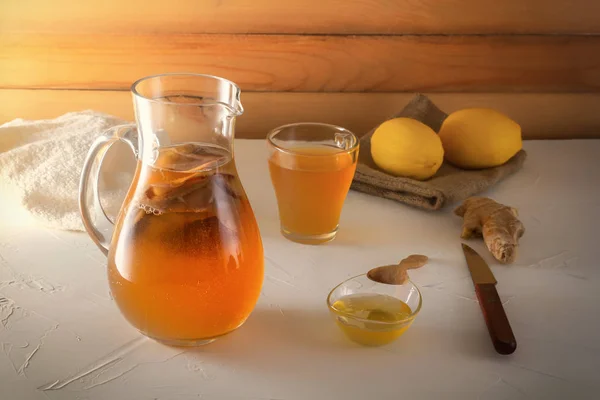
[454,197,525,264]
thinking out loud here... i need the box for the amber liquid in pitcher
[108,143,264,343]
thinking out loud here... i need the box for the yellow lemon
[370,118,444,180]
[438,108,522,169]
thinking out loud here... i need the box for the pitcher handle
[78,124,138,255]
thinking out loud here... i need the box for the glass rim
[326,273,423,326]
[266,122,359,156]
[130,72,243,114]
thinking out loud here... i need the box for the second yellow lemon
[370,118,444,180]
[438,108,522,169]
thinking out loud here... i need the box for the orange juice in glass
[267,123,359,244]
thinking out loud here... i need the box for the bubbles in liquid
[135,143,241,217]
[138,203,163,216]
[129,143,244,246]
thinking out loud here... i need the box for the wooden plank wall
[1,0,599,138]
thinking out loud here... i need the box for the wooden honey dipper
[367,255,428,285]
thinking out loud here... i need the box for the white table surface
[1,139,599,400]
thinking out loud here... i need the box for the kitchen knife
[461,243,517,355]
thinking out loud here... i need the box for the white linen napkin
[0,111,135,231]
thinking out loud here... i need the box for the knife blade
[461,244,517,355]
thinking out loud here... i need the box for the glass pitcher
[79,73,264,346]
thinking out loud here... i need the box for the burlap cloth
[351,94,527,210]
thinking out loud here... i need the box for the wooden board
[1,0,599,35]
[2,33,600,92]
[2,89,598,139]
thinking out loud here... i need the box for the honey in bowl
[327,256,425,347]
[331,293,415,346]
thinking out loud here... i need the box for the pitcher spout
[131,73,244,159]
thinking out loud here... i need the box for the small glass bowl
[327,274,422,346]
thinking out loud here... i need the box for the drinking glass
[267,123,359,244]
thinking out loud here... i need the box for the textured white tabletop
[1,139,599,400]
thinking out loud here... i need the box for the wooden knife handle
[475,283,517,355]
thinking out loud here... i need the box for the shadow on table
[257,217,401,247]
[391,323,507,360]
[176,309,508,388]
[331,223,400,247]
[201,307,353,353]
[182,307,366,374]
[185,305,501,360]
